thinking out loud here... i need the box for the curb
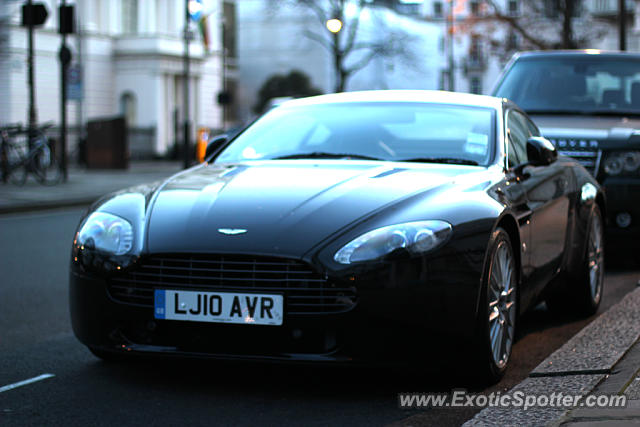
[464,286,640,426]
[0,197,96,215]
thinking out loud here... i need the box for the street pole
[447,0,455,92]
[58,0,72,182]
[183,0,191,169]
[222,20,227,126]
[619,0,627,51]
[325,15,343,93]
[332,29,341,93]
[27,0,37,139]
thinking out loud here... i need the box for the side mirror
[526,137,557,166]
[205,134,228,161]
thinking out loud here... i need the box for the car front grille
[107,254,357,315]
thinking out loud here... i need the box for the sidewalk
[0,161,183,214]
[465,285,640,426]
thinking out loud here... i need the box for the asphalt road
[1,208,638,426]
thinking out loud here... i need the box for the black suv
[493,50,640,253]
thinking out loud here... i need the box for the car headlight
[334,220,452,264]
[77,212,133,255]
[604,151,640,175]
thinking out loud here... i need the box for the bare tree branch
[482,0,552,49]
[344,50,379,76]
[302,30,333,52]
[478,0,610,61]
[270,0,417,92]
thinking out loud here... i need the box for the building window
[120,92,137,127]
[506,30,519,51]
[545,0,582,17]
[223,1,237,59]
[470,35,482,64]
[544,0,558,17]
[470,76,482,95]
[507,0,519,17]
[572,0,584,17]
[470,0,481,16]
[122,0,138,34]
[433,1,443,18]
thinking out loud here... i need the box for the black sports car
[70,90,604,382]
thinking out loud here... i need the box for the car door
[507,109,572,289]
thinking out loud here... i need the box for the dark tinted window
[494,56,640,114]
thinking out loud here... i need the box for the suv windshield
[494,56,640,115]
[215,102,495,166]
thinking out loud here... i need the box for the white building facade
[0,0,229,158]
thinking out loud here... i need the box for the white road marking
[0,374,55,393]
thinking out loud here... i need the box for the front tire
[474,227,517,383]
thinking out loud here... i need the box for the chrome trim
[594,149,603,176]
[218,228,248,235]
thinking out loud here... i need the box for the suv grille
[557,149,601,175]
[108,254,357,315]
[548,139,602,175]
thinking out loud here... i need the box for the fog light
[623,152,640,172]
[616,212,632,228]
[604,156,623,175]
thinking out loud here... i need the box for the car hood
[145,161,479,257]
[532,114,640,143]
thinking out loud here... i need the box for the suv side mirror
[526,137,557,166]
[205,134,228,161]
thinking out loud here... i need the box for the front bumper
[70,247,484,363]
[602,176,640,248]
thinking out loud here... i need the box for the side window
[507,135,520,168]
[525,116,541,137]
[506,110,531,168]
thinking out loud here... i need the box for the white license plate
[154,289,283,326]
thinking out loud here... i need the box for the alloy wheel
[488,240,516,369]
[587,211,604,304]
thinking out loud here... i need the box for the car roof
[513,49,640,60]
[278,90,504,111]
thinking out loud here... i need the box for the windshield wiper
[397,157,479,166]
[272,152,383,161]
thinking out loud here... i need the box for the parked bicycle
[0,123,62,185]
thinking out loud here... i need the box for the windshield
[215,102,496,166]
[494,56,640,115]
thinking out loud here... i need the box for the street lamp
[326,16,343,92]
[326,18,342,33]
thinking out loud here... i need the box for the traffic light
[21,2,48,27]
[59,5,74,34]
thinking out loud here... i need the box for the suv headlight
[334,220,452,264]
[604,151,640,175]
